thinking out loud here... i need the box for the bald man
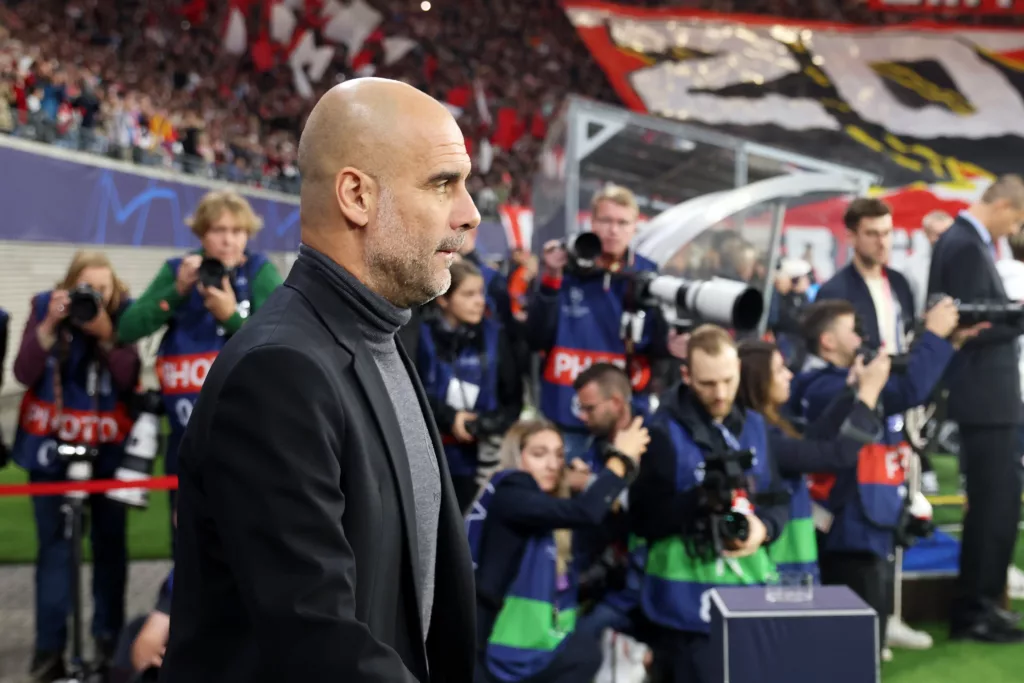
[162,79,480,683]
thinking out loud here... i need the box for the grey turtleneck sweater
[299,245,439,639]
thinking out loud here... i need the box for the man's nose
[452,187,481,232]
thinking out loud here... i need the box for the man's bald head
[298,78,454,225]
[973,174,1024,240]
[296,77,481,308]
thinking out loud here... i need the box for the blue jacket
[526,252,664,431]
[787,331,954,557]
[470,469,628,681]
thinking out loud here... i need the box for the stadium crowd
[3,0,1022,216]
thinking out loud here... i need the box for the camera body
[858,345,909,375]
[464,414,505,440]
[67,284,102,326]
[686,448,756,558]
[198,257,228,289]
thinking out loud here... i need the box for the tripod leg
[63,497,87,679]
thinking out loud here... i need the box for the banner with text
[563,2,1024,272]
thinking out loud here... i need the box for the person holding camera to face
[416,260,523,512]
[118,190,283,512]
[787,298,982,660]
[11,251,141,683]
[628,325,791,683]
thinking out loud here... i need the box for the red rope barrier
[0,475,179,497]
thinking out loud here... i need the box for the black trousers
[953,424,1022,626]
[819,551,889,654]
[648,629,713,683]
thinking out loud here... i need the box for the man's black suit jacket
[160,257,475,683]
[928,215,1023,426]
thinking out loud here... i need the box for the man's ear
[335,168,374,228]
[680,364,691,386]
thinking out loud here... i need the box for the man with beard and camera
[118,190,283,520]
[528,184,687,464]
[928,174,1024,643]
[787,298,974,660]
[628,325,791,683]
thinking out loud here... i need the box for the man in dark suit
[161,78,480,682]
[929,174,1024,643]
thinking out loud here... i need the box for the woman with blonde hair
[466,417,649,683]
[12,250,141,683]
[118,190,283,516]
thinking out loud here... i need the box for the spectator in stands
[117,190,282,527]
[416,260,523,512]
[10,250,141,683]
[905,210,954,316]
[736,339,889,584]
[630,325,789,683]
[468,417,648,683]
[789,298,970,660]
[528,184,685,462]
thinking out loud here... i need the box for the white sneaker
[882,647,894,662]
[886,616,933,650]
[921,471,940,495]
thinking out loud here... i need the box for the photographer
[528,184,685,462]
[117,190,282,506]
[416,260,523,512]
[469,418,649,683]
[10,251,141,683]
[629,325,790,683]
[737,339,890,582]
[787,298,976,658]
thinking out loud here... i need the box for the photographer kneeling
[11,251,141,683]
[118,190,282,512]
[788,298,981,658]
[629,325,791,683]
[417,260,523,512]
[469,418,648,683]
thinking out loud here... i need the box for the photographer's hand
[198,275,238,323]
[924,296,959,339]
[951,322,991,350]
[856,351,891,409]
[452,411,477,443]
[175,254,202,296]
[722,513,767,559]
[79,307,116,344]
[565,459,592,493]
[37,289,70,349]
[612,416,650,463]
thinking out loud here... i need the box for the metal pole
[758,201,787,337]
[63,496,87,681]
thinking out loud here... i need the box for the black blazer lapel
[351,347,425,644]
[954,217,1008,300]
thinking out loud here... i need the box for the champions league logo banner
[561,1,1024,275]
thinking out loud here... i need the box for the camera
[559,232,765,330]
[928,293,1024,326]
[67,284,102,325]
[629,271,764,331]
[464,414,505,440]
[107,391,164,509]
[198,257,227,289]
[686,448,757,559]
[858,346,909,375]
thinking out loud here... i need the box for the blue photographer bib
[467,471,579,682]
[155,252,267,473]
[12,292,134,477]
[641,410,777,633]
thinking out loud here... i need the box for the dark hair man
[162,78,478,682]
[789,296,973,658]
[928,174,1024,643]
